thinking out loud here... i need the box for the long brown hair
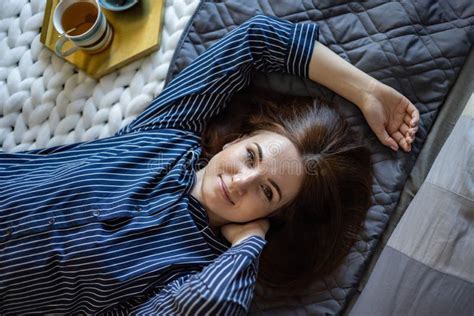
[200,89,372,293]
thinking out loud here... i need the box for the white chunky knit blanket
[0,0,199,152]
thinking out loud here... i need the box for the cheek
[215,150,241,172]
[205,153,225,175]
[236,199,271,220]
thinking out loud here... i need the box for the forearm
[131,236,266,315]
[309,42,376,109]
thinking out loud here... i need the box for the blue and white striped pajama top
[0,15,319,314]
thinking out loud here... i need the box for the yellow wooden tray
[40,0,165,79]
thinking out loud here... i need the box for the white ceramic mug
[53,0,113,57]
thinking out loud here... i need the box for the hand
[221,219,270,246]
[360,80,420,152]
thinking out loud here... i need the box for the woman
[199,89,376,295]
[0,15,419,314]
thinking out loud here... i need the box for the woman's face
[191,130,304,227]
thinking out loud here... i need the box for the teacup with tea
[53,0,114,57]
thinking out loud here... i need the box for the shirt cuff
[227,235,267,259]
[286,22,320,78]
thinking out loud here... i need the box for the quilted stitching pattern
[166,0,473,314]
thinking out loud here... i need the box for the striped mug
[53,0,113,56]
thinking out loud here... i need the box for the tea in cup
[53,0,113,56]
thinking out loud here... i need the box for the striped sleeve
[117,14,319,135]
[128,236,267,315]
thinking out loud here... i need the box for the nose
[231,169,261,196]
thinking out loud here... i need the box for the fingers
[392,131,411,152]
[399,123,416,144]
[403,116,419,133]
[406,101,420,127]
[402,101,420,147]
[379,129,399,151]
[378,126,412,152]
[383,124,415,153]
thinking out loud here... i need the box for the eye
[246,148,255,167]
[261,184,273,201]
[246,148,273,202]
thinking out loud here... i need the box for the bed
[345,48,474,315]
[349,87,474,315]
[165,1,474,314]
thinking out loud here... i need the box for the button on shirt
[0,15,319,314]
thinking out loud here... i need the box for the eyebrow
[253,142,282,203]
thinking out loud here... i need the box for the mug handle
[55,36,79,57]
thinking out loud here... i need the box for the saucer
[98,0,139,11]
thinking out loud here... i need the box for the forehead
[249,131,299,161]
[246,131,303,199]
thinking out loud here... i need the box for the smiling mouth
[219,176,234,205]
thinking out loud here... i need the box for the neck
[189,167,204,203]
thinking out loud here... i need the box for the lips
[219,176,234,205]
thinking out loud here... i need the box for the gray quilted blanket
[165,1,474,315]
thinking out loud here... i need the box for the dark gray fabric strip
[350,246,474,316]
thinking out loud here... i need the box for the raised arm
[117,15,319,135]
[308,43,420,152]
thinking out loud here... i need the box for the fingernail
[391,145,398,151]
